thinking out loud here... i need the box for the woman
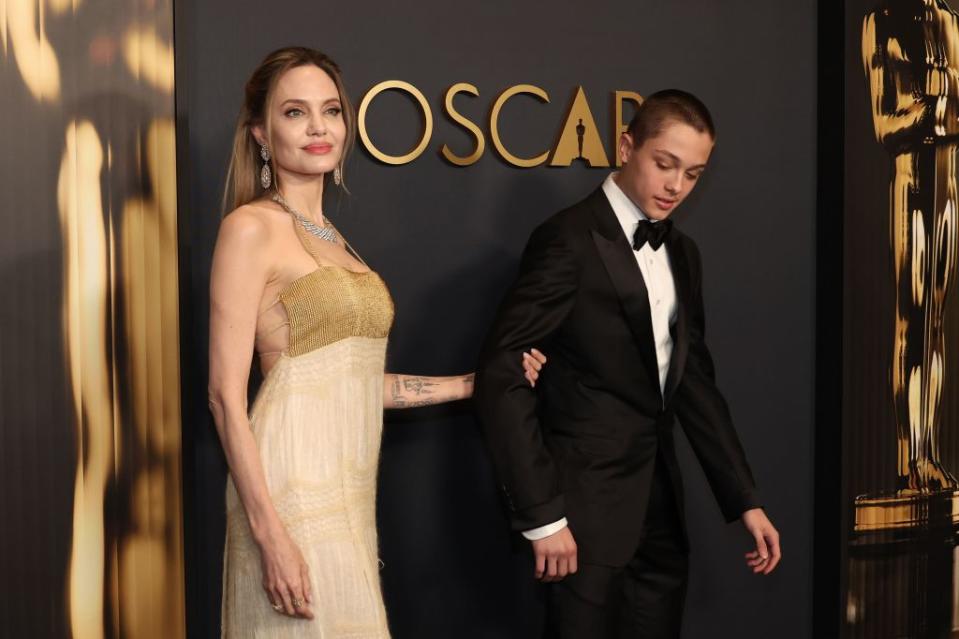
[208,47,544,638]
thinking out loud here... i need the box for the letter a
[550,87,609,167]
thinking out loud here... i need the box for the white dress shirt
[522,172,678,541]
[601,172,677,393]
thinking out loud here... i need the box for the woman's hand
[523,348,547,387]
[258,526,314,619]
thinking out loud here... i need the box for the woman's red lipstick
[304,143,333,155]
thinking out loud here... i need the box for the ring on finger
[271,602,283,612]
[292,598,304,608]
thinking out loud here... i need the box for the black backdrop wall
[177,2,817,637]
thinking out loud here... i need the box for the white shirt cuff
[521,517,568,540]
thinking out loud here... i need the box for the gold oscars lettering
[357,80,644,168]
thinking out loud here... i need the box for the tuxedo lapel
[585,190,661,392]
[662,232,690,404]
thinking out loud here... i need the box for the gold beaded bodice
[254,215,394,368]
[279,267,394,357]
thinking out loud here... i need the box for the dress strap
[258,296,283,317]
[288,213,369,270]
[328,219,369,268]
[289,216,328,267]
[274,192,370,270]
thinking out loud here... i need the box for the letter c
[489,84,550,168]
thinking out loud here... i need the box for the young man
[475,90,781,638]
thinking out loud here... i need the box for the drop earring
[259,143,272,189]
[333,166,342,186]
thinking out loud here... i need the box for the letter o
[358,80,434,165]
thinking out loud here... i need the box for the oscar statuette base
[845,490,959,638]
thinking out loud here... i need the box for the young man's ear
[618,132,635,165]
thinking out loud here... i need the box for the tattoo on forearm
[390,378,404,406]
[402,377,440,395]
[394,398,439,408]
[388,374,471,409]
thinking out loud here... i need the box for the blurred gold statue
[863,0,959,494]
[3,1,184,636]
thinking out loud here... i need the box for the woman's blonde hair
[222,47,356,213]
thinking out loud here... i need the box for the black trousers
[544,457,689,639]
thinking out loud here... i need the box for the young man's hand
[741,508,781,575]
[532,526,578,582]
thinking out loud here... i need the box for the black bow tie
[632,219,673,251]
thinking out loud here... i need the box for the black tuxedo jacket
[475,186,761,567]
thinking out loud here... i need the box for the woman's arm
[383,349,546,409]
[207,209,313,620]
[383,373,474,409]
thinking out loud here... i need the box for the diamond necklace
[272,192,339,244]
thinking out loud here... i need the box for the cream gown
[221,220,395,638]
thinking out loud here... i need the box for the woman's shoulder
[219,200,286,246]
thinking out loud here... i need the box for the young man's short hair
[626,89,715,147]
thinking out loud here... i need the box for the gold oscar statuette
[858,0,959,532]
